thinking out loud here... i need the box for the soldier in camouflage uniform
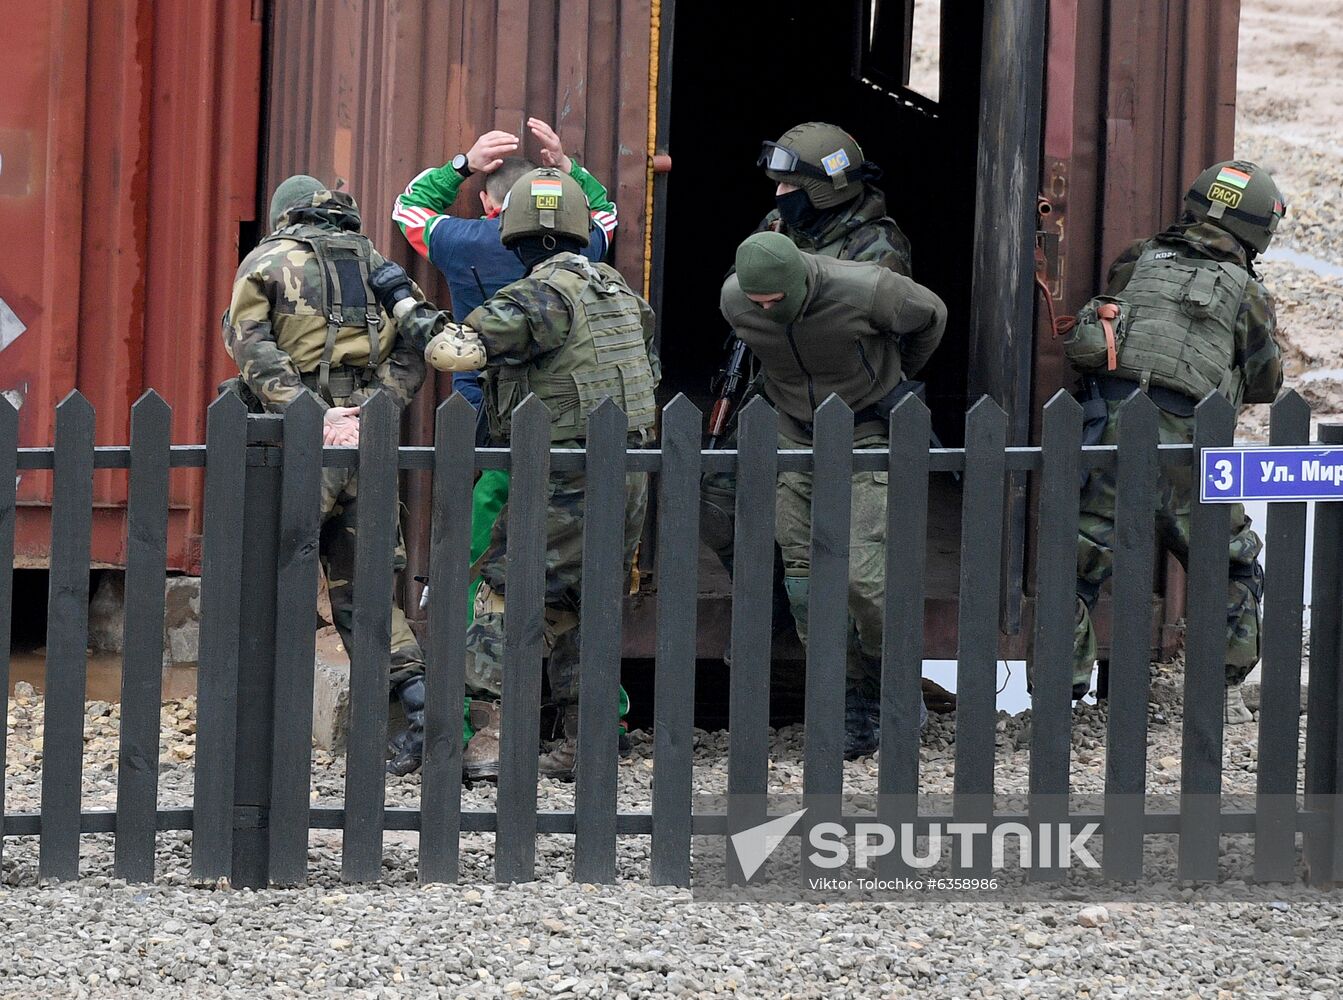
[1063,161,1286,724]
[722,232,946,759]
[702,122,916,726]
[754,122,912,272]
[223,175,460,775]
[441,167,659,781]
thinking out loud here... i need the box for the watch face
[453,154,469,172]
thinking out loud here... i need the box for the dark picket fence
[2,387,1342,888]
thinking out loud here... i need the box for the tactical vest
[259,226,384,404]
[486,255,657,442]
[1067,246,1249,404]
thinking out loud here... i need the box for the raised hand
[527,118,572,174]
[466,130,520,174]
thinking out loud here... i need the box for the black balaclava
[775,188,825,234]
[512,234,587,274]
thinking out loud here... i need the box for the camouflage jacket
[1106,219,1282,405]
[222,188,427,411]
[758,183,913,276]
[464,256,661,380]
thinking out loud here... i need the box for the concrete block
[310,628,404,751]
[87,572,125,653]
[1240,681,1308,715]
[85,572,203,667]
[163,576,201,667]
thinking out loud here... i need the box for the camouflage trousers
[775,432,890,698]
[464,435,648,708]
[1073,401,1264,689]
[320,463,424,690]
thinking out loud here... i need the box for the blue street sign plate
[1201,446,1343,503]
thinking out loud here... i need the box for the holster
[1079,377,1110,448]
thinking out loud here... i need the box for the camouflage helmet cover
[1183,160,1286,255]
[760,121,867,210]
[268,174,325,230]
[498,167,592,247]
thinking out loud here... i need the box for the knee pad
[473,582,505,620]
[699,495,736,555]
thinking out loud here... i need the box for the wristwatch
[451,153,473,177]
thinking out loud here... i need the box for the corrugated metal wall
[2,0,262,571]
[264,0,654,322]
[1036,0,1241,409]
[263,0,656,601]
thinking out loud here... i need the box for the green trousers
[774,432,891,699]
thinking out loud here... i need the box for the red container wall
[1,1,263,571]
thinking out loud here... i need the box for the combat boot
[386,676,426,776]
[462,699,502,781]
[844,688,879,760]
[539,705,581,782]
[869,691,928,747]
[1224,683,1254,726]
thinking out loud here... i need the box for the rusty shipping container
[1,0,263,572]
[7,0,1241,657]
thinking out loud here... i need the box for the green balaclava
[268,174,325,231]
[735,232,809,325]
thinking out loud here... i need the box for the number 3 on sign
[1211,459,1234,491]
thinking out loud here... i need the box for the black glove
[369,261,416,316]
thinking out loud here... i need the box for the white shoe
[1224,684,1254,726]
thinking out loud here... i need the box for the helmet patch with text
[531,177,563,209]
[1208,183,1242,209]
[822,148,851,177]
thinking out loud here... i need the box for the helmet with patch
[1183,160,1286,255]
[498,167,591,247]
[758,122,867,210]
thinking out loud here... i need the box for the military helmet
[1183,160,1286,255]
[759,122,868,210]
[498,167,591,248]
[268,174,326,230]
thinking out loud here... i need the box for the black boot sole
[462,763,500,782]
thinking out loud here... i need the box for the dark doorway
[647,0,994,652]
[656,0,985,447]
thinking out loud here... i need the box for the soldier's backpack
[1063,245,1249,403]
[259,223,383,404]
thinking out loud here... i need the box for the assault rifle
[707,333,750,449]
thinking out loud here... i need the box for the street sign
[1201,446,1343,503]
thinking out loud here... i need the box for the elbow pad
[425,323,487,372]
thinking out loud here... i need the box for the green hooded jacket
[721,252,946,441]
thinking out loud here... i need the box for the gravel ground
[3,655,1339,999]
